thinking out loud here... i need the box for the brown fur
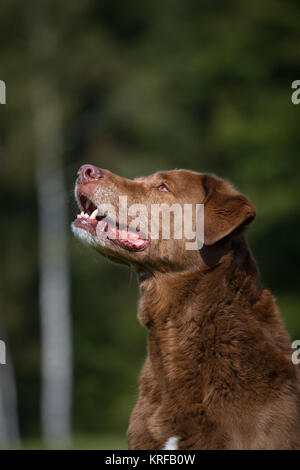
[73,167,300,449]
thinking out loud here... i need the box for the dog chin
[71,223,117,259]
[71,224,98,248]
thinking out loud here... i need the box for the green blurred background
[0,0,299,449]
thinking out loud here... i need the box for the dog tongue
[117,227,141,241]
[96,220,149,251]
[113,226,149,251]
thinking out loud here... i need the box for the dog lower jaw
[72,222,150,269]
[71,224,98,248]
[72,215,150,253]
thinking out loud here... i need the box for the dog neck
[136,235,263,402]
[138,234,261,326]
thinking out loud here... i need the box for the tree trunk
[32,79,72,445]
[0,143,20,446]
[0,324,20,445]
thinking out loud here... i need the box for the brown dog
[72,165,300,450]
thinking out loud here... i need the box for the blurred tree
[0,335,20,445]
[0,148,19,447]
[31,14,72,445]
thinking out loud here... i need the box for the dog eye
[158,183,169,192]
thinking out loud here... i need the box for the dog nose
[77,164,103,184]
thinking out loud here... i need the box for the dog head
[72,165,256,273]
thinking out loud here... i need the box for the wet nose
[77,164,103,184]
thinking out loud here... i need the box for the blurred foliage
[22,434,127,450]
[0,0,299,444]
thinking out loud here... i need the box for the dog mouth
[73,194,150,252]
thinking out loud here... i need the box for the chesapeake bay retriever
[72,164,300,450]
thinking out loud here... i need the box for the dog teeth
[90,208,98,220]
[77,209,98,220]
[85,199,90,210]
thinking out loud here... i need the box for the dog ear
[202,175,256,246]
